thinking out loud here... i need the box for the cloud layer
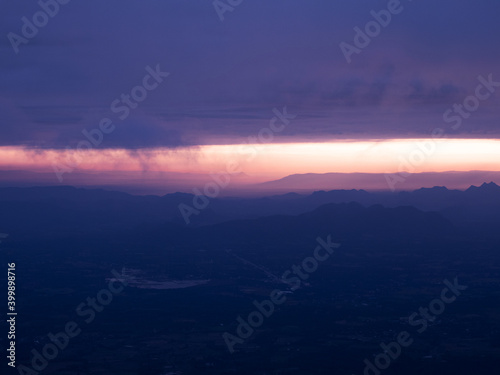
[1,0,500,149]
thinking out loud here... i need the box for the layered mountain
[0,183,498,236]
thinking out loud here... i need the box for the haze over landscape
[1,1,500,374]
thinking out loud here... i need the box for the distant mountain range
[2,169,500,195]
[255,171,500,193]
[0,182,499,237]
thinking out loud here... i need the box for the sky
[1,0,500,192]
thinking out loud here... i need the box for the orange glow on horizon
[1,139,500,181]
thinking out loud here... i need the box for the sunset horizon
[2,1,499,374]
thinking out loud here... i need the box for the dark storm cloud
[1,0,499,148]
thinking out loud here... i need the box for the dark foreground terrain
[1,185,500,374]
